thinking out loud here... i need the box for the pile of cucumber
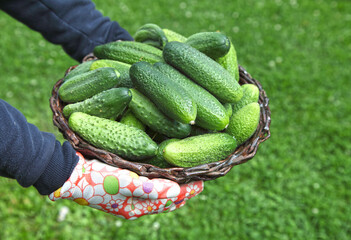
[58,23,261,168]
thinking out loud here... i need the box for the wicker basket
[50,55,271,184]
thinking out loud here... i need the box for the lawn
[0,0,350,239]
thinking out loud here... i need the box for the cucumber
[130,61,197,124]
[185,32,231,59]
[154,62,229,131]
[90,59,133,88]
[217,39,240,82]
[128,89,191,138]
[59,67,120,103]
[224,103,233,120]
[120,109,145,131]
[63,60,96,82]
[232,84,259,114]
[134,23,168,49]
[163,41,243,103]
[163,133,237,167]
[147,139,179,168]
[93,41,163,64]
[69,112,157,160]
[162,28,187,42]
[62,88,131,119]
[226,102,260,145]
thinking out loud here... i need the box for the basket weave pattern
[50,60,271,183]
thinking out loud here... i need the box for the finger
[130,177,181,200]
[129,181,204,217]
[177,180,204,200]
[115,196,183,220]
[130,177,204,200]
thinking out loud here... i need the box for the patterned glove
[49,152,204,220]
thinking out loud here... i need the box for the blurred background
[0,0,350,239]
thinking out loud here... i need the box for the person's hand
[49,152,204,220]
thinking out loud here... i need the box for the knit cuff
[33,141,79,195]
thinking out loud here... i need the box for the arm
[0,0,133,61]
[0,99,79,195]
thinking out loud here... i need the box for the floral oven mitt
[49,152,204,220]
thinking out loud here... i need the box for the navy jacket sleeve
[0,0,133,61]
[0,99,79,195]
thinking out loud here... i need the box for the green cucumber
[63,60,96,82]
[217,39,240,82]
[163,133,237,167]
[185,32,231,59]
[162,28,187,42]
[93,41,163,64]
[226,102,260,145]
[154,62,229,131]
[59,67,120,103]
[62,88,131,119]
[147,139,180,168]
[129,89,191,138]
[120,109,145,131]
[69,112,157,160]
[232,84,259,114]
[134,23,168,49]
[163,41,243,103]
[90,59,133,88]
[224,103,233,119]
[130,61,197,124]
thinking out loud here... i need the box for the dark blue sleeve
[0,0,134,62]
[0,99,79,195]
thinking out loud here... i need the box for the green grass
[1,0,350,239]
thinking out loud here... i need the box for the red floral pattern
[49,152,204,220]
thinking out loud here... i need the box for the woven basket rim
[50,56,271,183]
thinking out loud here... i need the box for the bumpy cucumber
[226,102,260,145]
[130,61,197,124]
[185,32,231,59]
[163,133,237,167]
[217,39,240,82]
[162,28,187,42]
[163,41,243,103]
[154,62,228,131]
[128,89,191,138]
[69,112,157,160]
[134,23,168,49]
[93,41,163,64]
[63,60,96,82]
[62,88,131,119]
[120,109,145,131]
[59,67,120,103]
[147,139,179,168]
[232,84,259,114]
[90,59,133,88]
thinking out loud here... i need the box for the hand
[49,152,204,220]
